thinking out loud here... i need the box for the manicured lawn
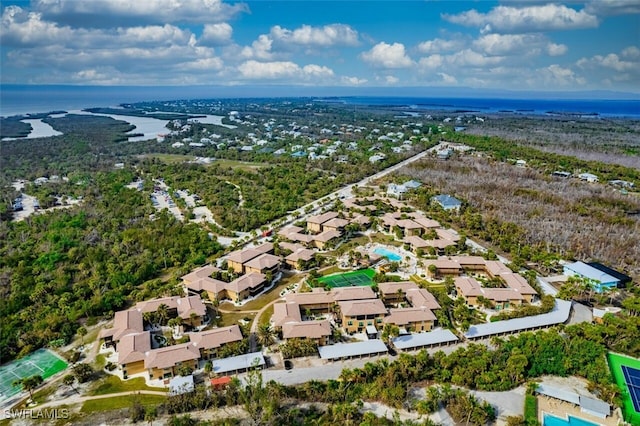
[220,273,306,312]
[608,352,640,425]
[89,375,166,396]
[220,311,256,328]
[81,394,167,413]
[258,305,275,327]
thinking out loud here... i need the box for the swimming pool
[543,413,600,426]
[373,247,403,262]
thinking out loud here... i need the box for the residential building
[187,325,243,360]
[338,299,386,334]
[145,342,200,380]
[432,194,462,211]
[307,211,339,233]
[563,261,620,292]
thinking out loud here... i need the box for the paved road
[229,146,437,248]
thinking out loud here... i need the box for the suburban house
[432,194,462,211]
[563,261,621,292]
[387,180,422,198]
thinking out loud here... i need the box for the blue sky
[1,1,638,94]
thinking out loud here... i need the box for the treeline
[0,170,222,362]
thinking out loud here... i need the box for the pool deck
[537,395,620,426]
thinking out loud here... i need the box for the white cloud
[473,34,538,56]
[32,0,248,26]
[585,0,640,16]
[240,35,274,60]
[444,4,598,33]
[237,60,334,81]
[622,46,640,60]
[448,49,504,67]
[384,75,399,84]
[360,42,413,69]
[546,43,568,56]
[416,38,464,54]
[200,23,233,45]
[536,64,586,86]
[1,6,74,46]
[438,72,457,85]
[341,76,367,85]
[270,24,359,47]
[418,54,444,70]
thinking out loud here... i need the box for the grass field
[607,352,640,425]
[0,349,68,404]
[318,268,376,288]
[89,375,166,396]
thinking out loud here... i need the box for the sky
[1,0,639,94]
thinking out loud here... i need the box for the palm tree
[156,303,169,326]
[13,375,43,400]
[257,323,276,348]
[77,326,87,346]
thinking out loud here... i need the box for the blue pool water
[543,413,600,426]
[373,247,402,262]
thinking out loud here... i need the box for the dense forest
[0,170,222,362]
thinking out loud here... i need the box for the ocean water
[336,96,640,118]
[2,85,639,118]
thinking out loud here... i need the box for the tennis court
[607,352,640,425]
[318,268,375,288]
[0,349,68,403]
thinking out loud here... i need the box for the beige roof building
[323,217,350,230]
[117,331,151,365]
[99,309,144,341]
[181,265,220,284]
[383,307,436,326]
[272,302,303,327]
[379,281,419,297]
[313,229,342,243]
[282,320,331,340]
[278,225,304,238]
[307,211,339,225]
[243,253,281,271]
[253,242,274,254]
[279,242,305,253]
[285,289,334,306]
[406,288,441,310]
[226,248,263,265]
[338,299,387,317]
[285,248,316,264]
[227,272,266,294]
[455,276,484,297]
[330,286,377,301]
[188,325,243,350]
[144,342,200,370]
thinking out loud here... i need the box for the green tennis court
[0,348,68,403]
[318,268,376,288]
[608,352,640,425]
